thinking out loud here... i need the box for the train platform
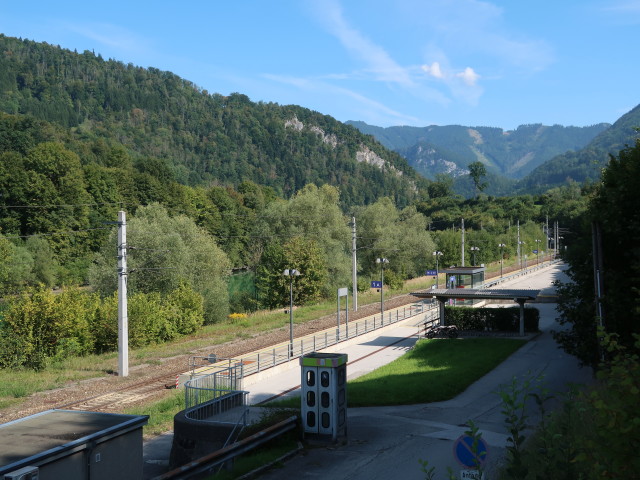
[143,262,575,478]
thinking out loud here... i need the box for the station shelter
[441,266,486,305]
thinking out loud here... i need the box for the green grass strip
[347,338,526,406]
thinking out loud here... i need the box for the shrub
[446,306,539,332]
[227,312,248,322]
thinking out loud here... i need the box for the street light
[375,258,389,318]
[469,246,480,266]
[283,268,300,357]
[498,243,506,277]
[518,241,526,269]
[432,251,443,288]
[535,239,541,265]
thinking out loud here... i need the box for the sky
[1,0,639,130]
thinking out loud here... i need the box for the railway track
[25,262,544,416]
[54,373,180,412]
[39,294,424,414]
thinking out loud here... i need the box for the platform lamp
[498,243,506,277]
[432,251,443,288]
[518,241,526,269]
[535,239,541,265]
[375,258,389,317]
[470,246,480,266]
[283,268,300,358]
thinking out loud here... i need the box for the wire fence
[181,259,560,417]
[186,301,435,382]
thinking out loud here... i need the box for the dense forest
[0,34,426,208]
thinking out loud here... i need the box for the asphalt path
[257,263,593,480]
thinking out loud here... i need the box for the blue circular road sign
[453,434,488,468]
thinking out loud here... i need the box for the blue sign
[426,269,438,276]
[453,434,488,469]
[371,280,382,288]
[533,249,539,254]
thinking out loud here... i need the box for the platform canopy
[413,288,540,302]
[411,288,541,336]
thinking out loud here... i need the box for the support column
[438,298,446,326]
[517,299,526,336]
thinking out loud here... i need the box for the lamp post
[535,239,541,265]
[432,251,443,288]
[375,258,389,318]
[518,241,525,269]
[470,246,479,266]
[283,268,300,357]
[498,243,506,277]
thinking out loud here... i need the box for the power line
[0,201,133,209]
[0,227,111,240]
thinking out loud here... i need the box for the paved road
[257,263,592,480]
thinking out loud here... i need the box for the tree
[468,161,488,197]
[356,197,435,279]
[256,184,351,298]
[427,173,454,199]
[256,236,328,309]
[89,203,231,324]
[554,136,640,367]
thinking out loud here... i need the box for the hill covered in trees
[0,34,426,208]
[516,104,640,193]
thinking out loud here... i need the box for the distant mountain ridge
[516,104,640,193]
[347,121,610,181]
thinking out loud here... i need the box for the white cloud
[65,22,152,55]
[422,62,444,79]
[602,0,640,14]
[263,73,424,125]
[457,67,480,86]
[314,0,415,87]
[598,0,640,24]
[401,0,555,72]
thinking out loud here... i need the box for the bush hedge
[0,283,205,369]
[445,306,539,333]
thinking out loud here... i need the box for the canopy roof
[412,288,540,302]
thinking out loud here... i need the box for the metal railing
[181,261,561,422]
[184,364,248,421]
[187,301,434,382]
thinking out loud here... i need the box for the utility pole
[352,216,358,311]
[376,258,389,318]
[461,218,465,266]
[592,221,605,361]
[546,216,549,253]
[517,220,521,268]
[117,211,129,377]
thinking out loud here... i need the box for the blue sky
[1,0,638,130]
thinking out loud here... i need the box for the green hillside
[0,34,426,208]
[517,104,640,193]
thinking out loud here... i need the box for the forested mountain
[347,121,609,182]
[516,104,640,193]
[0,34,426,208]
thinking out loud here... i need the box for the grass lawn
[268,337,526,409]
[125,389,185,437]
[348,337,526,406]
